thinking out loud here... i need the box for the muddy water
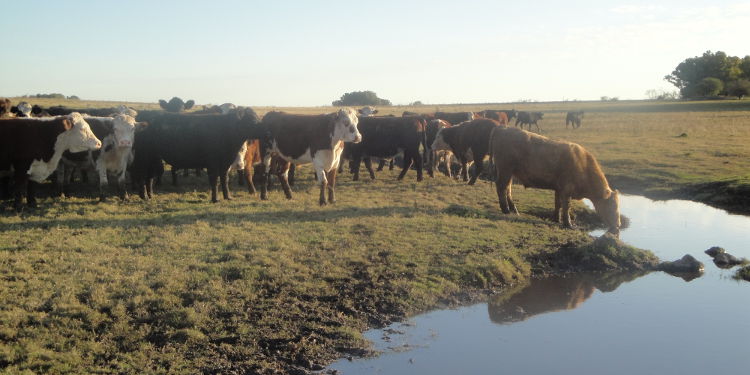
[330,195,750,374]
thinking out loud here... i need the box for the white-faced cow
[259,109,361,205]
[56,115,140,200]
[489,126,621,235]
[0,113,101,211]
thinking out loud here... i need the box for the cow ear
[10,106,19,114]
[32,105,43,115]
[159,100,168,110]
[185,100,195,110]
[62,118,73,130]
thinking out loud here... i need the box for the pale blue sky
[2,0,748,106]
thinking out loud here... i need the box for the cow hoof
[319,200,327,206]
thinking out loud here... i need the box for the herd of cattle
[0,97,618,235]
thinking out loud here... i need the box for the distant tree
[726,79,750,99]
[645,89,679,100]
[665,51,748,98]
[332,91,392,106]
[410,100,423,106]
[600,96,619,101]
[67,95,80,100]
[695,77,724,97]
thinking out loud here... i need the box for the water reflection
[488,272,646,324]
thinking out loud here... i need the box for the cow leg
[220,169,231,200]
[237,169,245,186]
[561,195,574,228]
[351,156,362,181]
[460,160,469,182]
[317,168,329,206]
[444,153,453,178]
[397,152,413,181]
[172,169,179,185]
[25,180,37,209]
[98,166,109,202]
[364,157,376,180]
[278,163,293,200]
[414,151,423,182]
[259,155,272,200]
[376,158,385,172]
[554,191,562,223]
[0,176,9,201]
[146,177,155,200]
[288,164,296,187]
[326,168,337,204]
[55,165,66,198]
[244,164,256,194]
[388,159,395,170]
[117,170,128,201]
[207,171,220,203]
[468,153,485,185]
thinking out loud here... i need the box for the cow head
[59,113,103,153]
[594,189,621,236]
[333,108,361,143]
[431,128,451,151]
[116,104,138,117]
[219,103,237,114]
[357,106,378,117]
[159,97,195,112]
[111,114,137,148]
[0,98,12,117]
[11,102,33,117]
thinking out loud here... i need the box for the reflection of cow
[566,111,584,129]
[489,126,621,235]
[515,111,544,131]
[488,272,645,324]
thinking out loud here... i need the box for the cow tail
[420,120,429,170]
[487,127,497,183]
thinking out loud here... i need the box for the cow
[515,111,544,132]
[566,111,584,129]
[489,126,621,235]
[258,109,361,205]
[0,113,102,211]
[347,116,426,182]
[10,102,33,117]
[0,98,11,118]
[431,118,502,184]
[479,109,516,124]
[425,119,453,177]
[158,97,195,113]
[434,111,474,125]
[44,104,137,117]
[56,115,139,200]
[130,108,264,202]
[357,106,378,117]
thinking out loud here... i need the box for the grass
[2,97,748,373]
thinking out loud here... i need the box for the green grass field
[1,97,748,373]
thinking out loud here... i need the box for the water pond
[329,195,750,375]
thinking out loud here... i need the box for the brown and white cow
[0,113,101,211]
[425,119,452,177]
[431,118,503,184]
[259,109,361,205]
[489,126,621,235]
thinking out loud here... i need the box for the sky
[2,0,749,106]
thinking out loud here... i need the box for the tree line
[665,51,750,99]
[20,93,80,100]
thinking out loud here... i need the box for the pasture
[1,98,748,374]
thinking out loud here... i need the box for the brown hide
[490,126,620,234]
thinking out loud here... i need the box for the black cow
[130,108,264,202]
[566,111,584,129]
[348,116,426,182]
[515,111,544,132]
[430,118,502,184]
[479,109,517,122]
[158,97,195,113]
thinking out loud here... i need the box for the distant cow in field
[347,116,426,182]
[158,97,195,113]
[130,108,264,202]
[515,111,544,132]
[0,113,102,211]
[435,111,474,125]
[489,126,621,235]
[357,106,378,116]
[259,109,361,205]
[431,118,503,184]
[566,111,584,129]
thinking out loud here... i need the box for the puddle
[329,195,750,374]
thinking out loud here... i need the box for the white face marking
[17,102,32,117]
[116,105,138,117]
[431,131,450,151]
[112,115,136,147]
[61,113,102,153]
[219,103,237,114]
[334,108,361,144]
